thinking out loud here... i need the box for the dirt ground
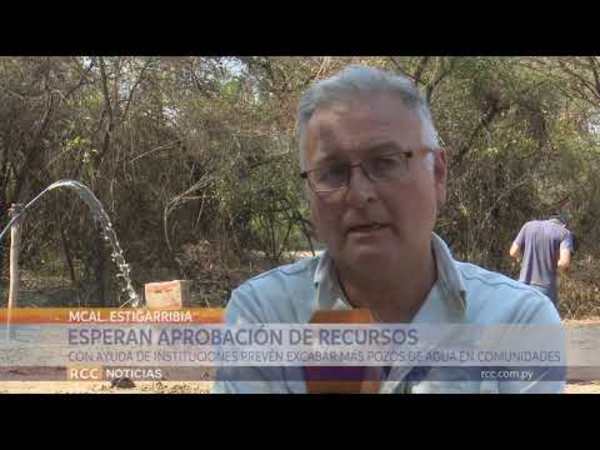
[0,380,214,394]
[564,381,600,394]
[0,380,597,394]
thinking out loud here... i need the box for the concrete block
[145,280,191,310]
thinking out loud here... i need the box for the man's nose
[345,164,377,206]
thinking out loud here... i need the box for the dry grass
[3,249,600,318]
[558,255,600,319]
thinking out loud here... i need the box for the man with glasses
[213,65,564,394]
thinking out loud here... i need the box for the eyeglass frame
[299,147,436,194]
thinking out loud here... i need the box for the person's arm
[509,243,521,260]
[510,225,527,260]
[557,247,571,272]
[557,231,574,272]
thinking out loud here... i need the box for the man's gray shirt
[513,219,574,296]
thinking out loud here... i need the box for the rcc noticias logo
[67,366,104,381]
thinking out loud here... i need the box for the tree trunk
[58,214,81,306]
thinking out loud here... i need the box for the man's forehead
[308,96,413,128]
[305,96,424,158]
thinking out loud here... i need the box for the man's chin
[342,246,401,269]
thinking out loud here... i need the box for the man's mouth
[347,223,388,234]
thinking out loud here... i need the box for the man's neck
[335,246,438,323]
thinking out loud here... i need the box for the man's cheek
[411,185,439,218]
[310,204,332,243]
[319,215,345,245]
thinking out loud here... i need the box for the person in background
[510,214,574,309]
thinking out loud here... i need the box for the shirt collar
[548,218,566,227]
[313,233,467,313]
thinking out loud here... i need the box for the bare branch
[588,56,600,98]
[97,57,115,164]
[122,58,154,121]
[558,59,600,103]
[129,141,180,164]
[388,57,417,82]
[413,56,431,85]
[426,57,453,103]
[98,57,113,124]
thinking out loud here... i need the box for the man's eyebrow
[314,153,343,166]
[364,142,410,154]
[312,142,412,167]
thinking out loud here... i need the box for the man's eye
[318,165,347,183]
[371,156,402,171]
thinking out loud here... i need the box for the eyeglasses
[300,149,431,194]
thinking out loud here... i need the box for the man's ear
[434,148,448,208]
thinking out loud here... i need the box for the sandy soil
[0,380,214,394]
[0,380,597,393]
[564,381,600,394]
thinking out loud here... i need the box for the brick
[144,280,191,310]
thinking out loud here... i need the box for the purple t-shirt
[513,219,574,293]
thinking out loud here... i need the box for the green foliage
[1,57,600,315]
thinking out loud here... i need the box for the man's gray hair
[296,65,440,170]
